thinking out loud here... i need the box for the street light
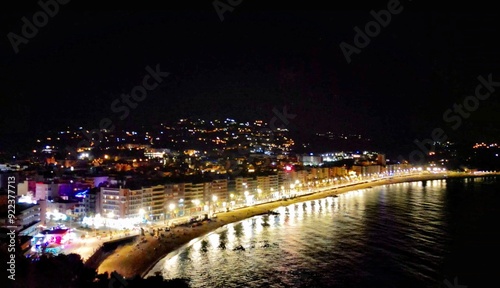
[139,208,145,223]
[189,199,200,215]
[178,198,185,216]
[230,193,235,208]
[211,195,218,215]
[107,211,114,228]
[192,199,200,217]
[167,204,175,223]
[93,213,102,236]
[244,191,252,206]
[106,211,114,234]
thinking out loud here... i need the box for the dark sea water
[147,176,500,288]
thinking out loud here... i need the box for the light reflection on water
[147,177,500,288]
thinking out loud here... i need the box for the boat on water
[233,245,245,251]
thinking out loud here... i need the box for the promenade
[95,171,499,279]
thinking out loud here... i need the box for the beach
[96,172,498,279]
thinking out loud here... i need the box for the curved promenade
[96,171,499,279]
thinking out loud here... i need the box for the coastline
[96,172,499,279]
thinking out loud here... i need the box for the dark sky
[1,0,500,155]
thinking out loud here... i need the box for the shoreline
[96,172,499,279]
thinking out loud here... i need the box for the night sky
[1,0,500,155]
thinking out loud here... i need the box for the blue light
[75,189,89,198]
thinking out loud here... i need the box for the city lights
[4,7,500,286]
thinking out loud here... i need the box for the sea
[147,176,500,288]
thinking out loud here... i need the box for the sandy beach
[96,172,498,278]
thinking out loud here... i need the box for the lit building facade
[0,203,41,236]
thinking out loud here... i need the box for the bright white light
[18,194,36,204]
[47,210,67,221]
[245,194,254,206]
[78,153,89,159]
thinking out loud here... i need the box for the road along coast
[96,172,499,279]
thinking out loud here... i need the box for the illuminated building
[144,148,171,159]
[297,154,323,166]
[0,202,41,236]
[101,185,168,221]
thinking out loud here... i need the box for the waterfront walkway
[95,171,499,278]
